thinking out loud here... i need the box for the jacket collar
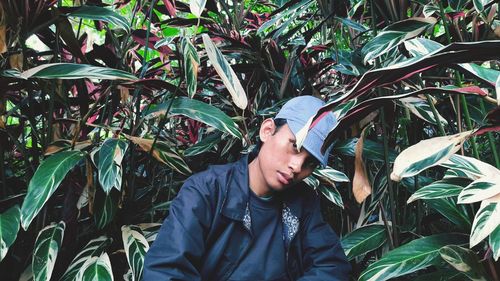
[220,155,304,221]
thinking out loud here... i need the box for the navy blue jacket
[143,155,351,280]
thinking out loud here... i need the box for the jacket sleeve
[298,195,351,281]
[143,176,214,281]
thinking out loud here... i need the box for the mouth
[277,171,292,185]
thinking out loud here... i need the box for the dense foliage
[0,0,499,280]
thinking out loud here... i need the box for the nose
[289,154,306,174]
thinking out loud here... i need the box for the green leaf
[184,132,222,156]
[470,202,500,247]
[362,17,437,63]
[318,185,344,208]
[335,17,368,32]
[333,138,397,162]
[21,63,137,80]
[398,97,448,125]
[440,154,494,179]
[137,223,162,244]
[98,138,128,193]
[68,5,130,32]
[21,151,85,230]
[313,167,350,183]
[202,34,248,109]
[439,245,488,281]
[60,236,113,281]
[122,225,149,281]
[302,176,320,189]
[391,131,471,182]
[473,0,492,12]
[145,97,242,139]
[425,197,471,230]
[358,234,466,281]
[33,221,65,281]
[458,179,500,204]
[407,178,469,203]
[189,0,207,17]
[74,253,114,281]
[94,189,119,230]
[128,136,191,175]
[489,226,500,261]
[0,205,21,261]
[182,38,200,98]
[341,224,387,260]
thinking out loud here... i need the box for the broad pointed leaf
[313,167,349,183]
[318,185,343,208]
[439,245,488,281]
[184,132,222,156]
[182,38,200,98]
[362,17,437,63]
[458,179,500,204]
[20,63,137,80]
[0,205,21,261]
[145,97,242,139]
[202,34,248,109]
[407,178,469,203]
[489,226,500,261]
[33,221,65,281]
[391,131,472,182]
[68,5,130,32]
[189,0,207,17]
[60,236,113,281]
[425,197,471,230]
[98,138,128,193]
[441,154,499,179]
[21,151,85,230]
[74,253,114,281]
[470,202,500,247]
[94,189,119,230]
[128,136,191,175]
[398,97,448,125]
[122,225,149,281]
[341,224,387,260]
[358,234,466,281]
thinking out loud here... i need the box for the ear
[259,118,276,143]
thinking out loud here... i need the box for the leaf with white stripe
[182,38,200,98]
[439,245,488,281]
[470,202,500,247]
[21,151,85,230]
[75,253,114,281]
[390,131,472,182]
[98,138,128,193]
[318,185,344,208]
[202,34,248,109]
[441,154,499,179]
[60,236,112,281]
[313,167,350,183]
[20,63,136,80]
[0,205,21,261]
[137,223,161,244]
[358,234,466,281]
[425,198,471,230]
[122,225,149,281]
[189,0,207,17]
[458,178,500,204]
[145,97,242,139]
[398,97,448,126]
[407,177,469,203]
[33,221,65,281]
[489,226,500,261]
[69,5,129,32]
[341,224,387,260]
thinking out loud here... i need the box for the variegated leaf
[302,176,320,189]
[313,167,350,183]
[489,226,500,261]
[458,178,500,204]
[407,178,468,203]
[33,221,65,281]
[425,197,471,230]
[318,185,344,208]
[182,38,200,98]
[127,136,191,175]
[391,131,472,182]
[358,234,466,281]
[470,202,500,247]
[21,151,85,230]
[74,253,113,281]
[122,225,149,281]
[202,34,248,109]
[137,223,161,244]
[94,189,119,229]
[98,138,128,193]
[441,154,500,179]
[20,63,136,80]
[341,224,387,260]
[60,236,113,281]
[0,205,21,261]
[398,96,448,126]
[439,245,488,281]
[189,0,207,17]
[69,5,130,32]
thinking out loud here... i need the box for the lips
[277,171,292,185]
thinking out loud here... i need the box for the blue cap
[275,96,336,167]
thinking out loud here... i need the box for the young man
[143,96,351,280]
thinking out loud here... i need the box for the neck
[248,156,272,197]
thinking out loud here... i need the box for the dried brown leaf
[9,53,23,70]
[353,126,372,203]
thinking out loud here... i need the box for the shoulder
[181,160,238,196]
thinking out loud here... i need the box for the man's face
[255,119,319,193]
